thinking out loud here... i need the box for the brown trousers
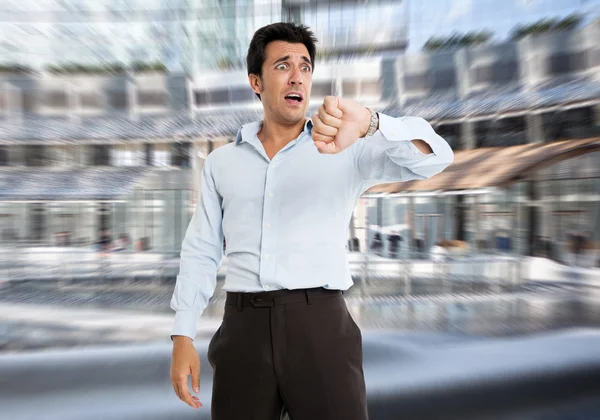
[207,287,369,420]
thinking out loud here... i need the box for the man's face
[249,40,313,124]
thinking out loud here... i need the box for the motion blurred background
[0,0,599,419]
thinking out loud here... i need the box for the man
[169,22,454,420]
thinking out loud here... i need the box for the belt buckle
[250,295,263,305]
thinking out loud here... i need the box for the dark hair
[247,22,317,100]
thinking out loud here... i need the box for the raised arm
[311,96,454,190]
[352,113,454,189]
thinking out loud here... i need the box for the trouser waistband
[225,287,342,311]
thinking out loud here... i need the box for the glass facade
[0,0,407,72]
[0,0,168,69]
[0,187,193,254]
[359,150,599,262]
[293,0,407,57]
[0,0,284,73]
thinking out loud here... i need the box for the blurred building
[0,2,598,264]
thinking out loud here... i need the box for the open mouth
[284,93,303,103]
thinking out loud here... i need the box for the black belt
[225,287,342,310]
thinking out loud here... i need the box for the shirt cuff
[171,310,200,341]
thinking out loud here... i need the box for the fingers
[323,96,343,119]
[312,97,343,154]
[192,361,201,395]
[312,114,338,138]
[177,374,202,409]
[318,104,342,129]
[312,114,339,154]
[314,140,339,154]
[312,133,335,151]
[171,365,202,409]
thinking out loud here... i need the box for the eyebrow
[273,55,312,67]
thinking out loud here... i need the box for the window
[0,147,8,165]
[112,148,137,167]
[404,73,428,91]
[80,92,103,108]
[25,145,48,167]
[195,91,208,106]
[430,69,456,90]
[91,145,110,166]
[473,66,493,84]
[435,124,460,150]
[98,202,111,232]
[472,61,518,84]
[107,91,128,109]
[208,89,229,105]
[42,90,68,108]
[152,148,170,167]
[230,87,255,102]
[543,107,596,141]
[171,142,191,168]
[549,51,587,75]
[361,81,380,97]
[494,116,526,146]
[475,117,527,148]
[29,203,47,242]
[145,143,153,166]
[494,61,518,83]
[311,82,333,97]
[591,49,600,68]
[21,90,36,113]
[138,91,166,107]
[342,81,359,96]
[474,120,492,148]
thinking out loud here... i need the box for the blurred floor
[1,277,600,353]
[0,302,221,353]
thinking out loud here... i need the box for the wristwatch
[365,107,379,137]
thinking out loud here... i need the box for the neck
[258,114,307,148]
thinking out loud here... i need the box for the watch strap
[365,107,379,137]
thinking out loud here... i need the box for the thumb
[192,362,200,393]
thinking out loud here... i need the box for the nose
[289,68,303,85]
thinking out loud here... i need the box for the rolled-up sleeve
[352,113,454,189]
[169,154,224,341]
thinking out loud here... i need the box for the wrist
[172,335,193,344]
[360,107,372,138]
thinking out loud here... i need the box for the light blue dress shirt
[170,113,454,339]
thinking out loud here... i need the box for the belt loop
[237,293,243,311]
[305,289,313,305]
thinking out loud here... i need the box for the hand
[170,336,202,409]
[311,96,372,154]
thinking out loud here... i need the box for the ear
[248,74,262,96]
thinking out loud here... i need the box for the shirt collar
[235,117,313,146]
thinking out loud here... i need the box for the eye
[276,63,287,70]
[302,65,311,72]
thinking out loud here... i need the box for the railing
[0,247,522,287]
[2,248,598,297]
[0,247,171,285]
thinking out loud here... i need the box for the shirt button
[414,148,420,155]
[266,224,272,228]
[265,285,271,290]
[268,192,273,197]
[265,254,270,259]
